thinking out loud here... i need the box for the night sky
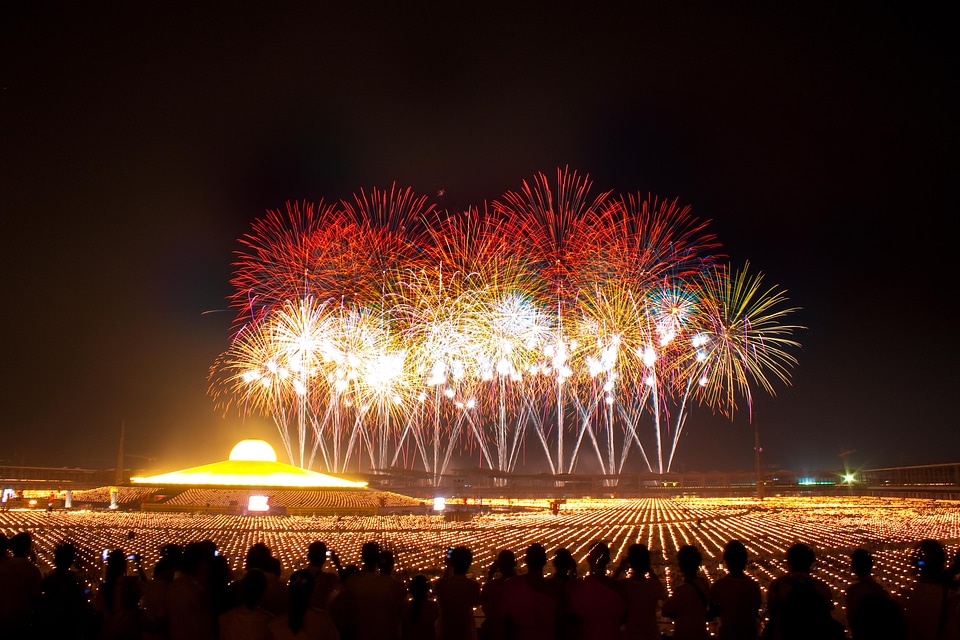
[2,3,957,475]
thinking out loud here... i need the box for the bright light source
[229,439,278,463]
[433,497,446,511]
[843,473,856,483]
[248,495,270,512]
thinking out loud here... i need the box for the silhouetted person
[502,543,563,640]
[96,549,145,640]
[142,547,179,640]
[618,543,667,640]
[434,545,481,640]
[946,547,960,588]
[763,543,842,640]
[305,542,339,611]
[0,531,42,638]
[663,545,710,640]
[566,541,627,640]
[401,575,439,640]
[268,570,339,640]
[845,548,905,640]
[548,548,576,585]
[204,540,233,618]
[547,546,576,637]
[219,568,273,640]
[903,539,950,640]
[479,549,516,639]
[379,550,409,609]
[331,541,403,640]
[236,543,288,618]
[169,541,217,640]
[37,542,92,640]
[709,540,762,640]
[378,550,396,577]
[943,548,960,640]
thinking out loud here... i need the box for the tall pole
[115,421,125,485]
[754,421,764,501]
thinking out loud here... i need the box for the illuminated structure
[131,439,367,489]
[210,169,802,483]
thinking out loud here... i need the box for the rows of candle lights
[2,496,956,628]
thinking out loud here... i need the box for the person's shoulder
[268,613,292,637]
[498,574,518,591]
[565,575,586,593]
[767,575,790,595]
[390,577,407,597]
[809,576,833,597]
[503,573,527,590]
[710,574,732,591]
[348,569,377,585]
[846,579,873,596]
[720,573,760,588]
[316,570,338,583]
[41,568,74,583]
[625,574,666,595]
[482,575,505,590]
[434,575,455,593]
[906,579,946,602]
[12,556,41,574]
[439,574,479,592]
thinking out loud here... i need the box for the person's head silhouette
[850,548,873,579]
[723,540,748,574]
[525,543,547,575]
[361,541,381,570]
[307,541,327,567]
[241,568,268,610]
[552,548,575,578]
[54,542,77,571]
[627,543,651,576]
[379,550,395,575]
[7,532,32,558]
[286,569,316,634]
[913,539,945,580]
[245,542,273,572]
[409,574,430,600]
[448,546,473,575]
[588,541,611,576]
[677,545,702,581]
[786,543,815,574]
[496,549,517,576]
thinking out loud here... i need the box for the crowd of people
[1,528,959,640]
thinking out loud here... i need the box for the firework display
[210,169,802,483]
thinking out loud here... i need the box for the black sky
[1,2,957,474]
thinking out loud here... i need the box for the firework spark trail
[210,170,802,483]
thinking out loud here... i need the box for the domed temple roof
[131,440,367,489]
